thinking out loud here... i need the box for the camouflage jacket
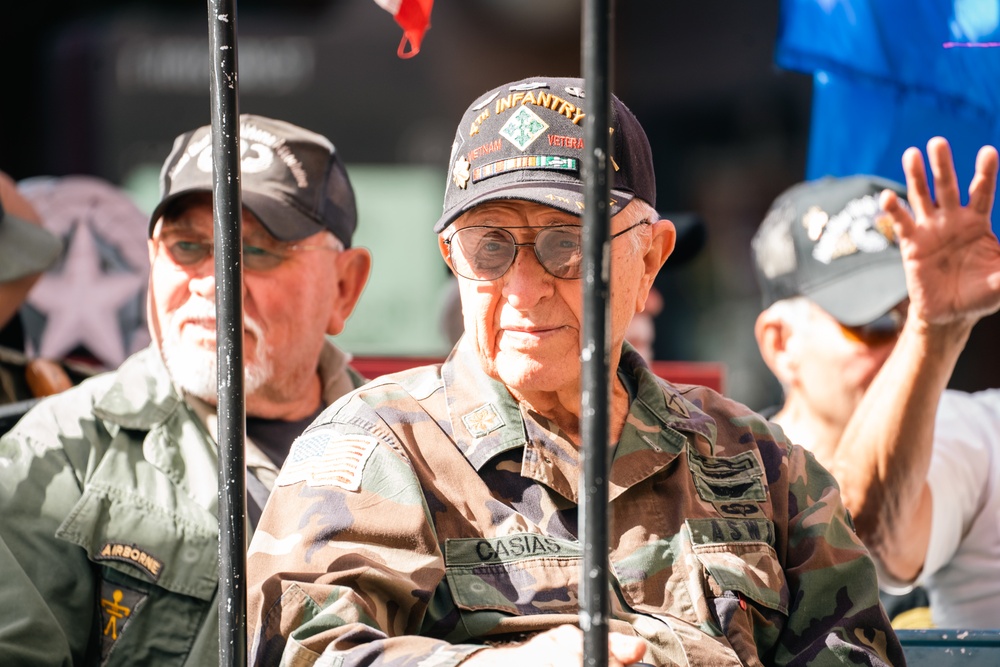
[0,341,364,666]
[247,340,903,667]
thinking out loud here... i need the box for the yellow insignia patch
[98,579,146,661]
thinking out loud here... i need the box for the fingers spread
[927,136,961,210]
[901,146,933,219]
[880,188,915,239]
[968,145,1000,215]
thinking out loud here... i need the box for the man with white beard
[0,115,372,665]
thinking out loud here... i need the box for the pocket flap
[445,534,582,615]
[57,483,219,601]
[693,541,788,615]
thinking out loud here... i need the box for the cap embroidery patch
[801,205,828,241]
[811,194,902,264]
[472,90,500,111]
[499,106,549,151]
[453,156,471,189]
[462,404,505,438]
[473,155,578,183]
[276,431,379,491]
[510,81,548,92]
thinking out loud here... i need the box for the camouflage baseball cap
[751,175,910,326]
[0,177,62,282]
[434,76,656,233]
[150,114,358,247]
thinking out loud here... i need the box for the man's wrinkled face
[441,199,654,397]
[147,194,344,405]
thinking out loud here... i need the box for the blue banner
[776,0,1000,229]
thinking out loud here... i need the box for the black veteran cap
[751,175,910,326]
[150,114,358,247]
[434,76,656,233]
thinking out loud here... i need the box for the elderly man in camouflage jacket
[0,115,372,665]
[247,77,903,666]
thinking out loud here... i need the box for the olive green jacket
[0,342,364,665]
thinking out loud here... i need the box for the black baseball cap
[751,175,909,326]
[434,76,656,233]
[150,114,358,247]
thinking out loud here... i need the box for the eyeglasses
[444,220,649,281]
[838,301,908,346]
[154,233,339,272]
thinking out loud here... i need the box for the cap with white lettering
[434,76,656,233]
[149,114,357,247]
[751,175,909,326]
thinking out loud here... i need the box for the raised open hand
[882,137,1000,325]
[880,137,1000,328]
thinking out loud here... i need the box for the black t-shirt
[246,407,324,469]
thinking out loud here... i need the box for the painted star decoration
[26,220,147,367]
[20,176,150,369]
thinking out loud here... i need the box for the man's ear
[634,219,676,311]
[755,308,796,385]
[325,247,373,336]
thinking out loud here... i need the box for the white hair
[616,198,657,255]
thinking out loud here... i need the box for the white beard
[160,300,271,402]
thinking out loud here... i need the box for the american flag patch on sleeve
[276,430,379,491]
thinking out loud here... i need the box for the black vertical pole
[580,1,613,666]
[207,0,247,664]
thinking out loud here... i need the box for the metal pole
[207,0,247,664]
[580,1,614,666]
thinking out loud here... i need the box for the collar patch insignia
[499,106,549,151]
[95,543,164,580]
[462,403,505,438]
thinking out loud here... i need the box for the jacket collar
[442,338,718,478]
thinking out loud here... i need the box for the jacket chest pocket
[444,534,582,617]
[57,481,219,665]
[614,518,788,628]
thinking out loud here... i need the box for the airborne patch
[94,542,163,580]
[276,431,379,492]
[461,403,505,438]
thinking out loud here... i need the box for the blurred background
[3,0,998,411]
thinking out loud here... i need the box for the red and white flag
[374,0,434,58]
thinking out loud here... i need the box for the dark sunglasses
[838,302,908,345]
[444,220,649,281]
